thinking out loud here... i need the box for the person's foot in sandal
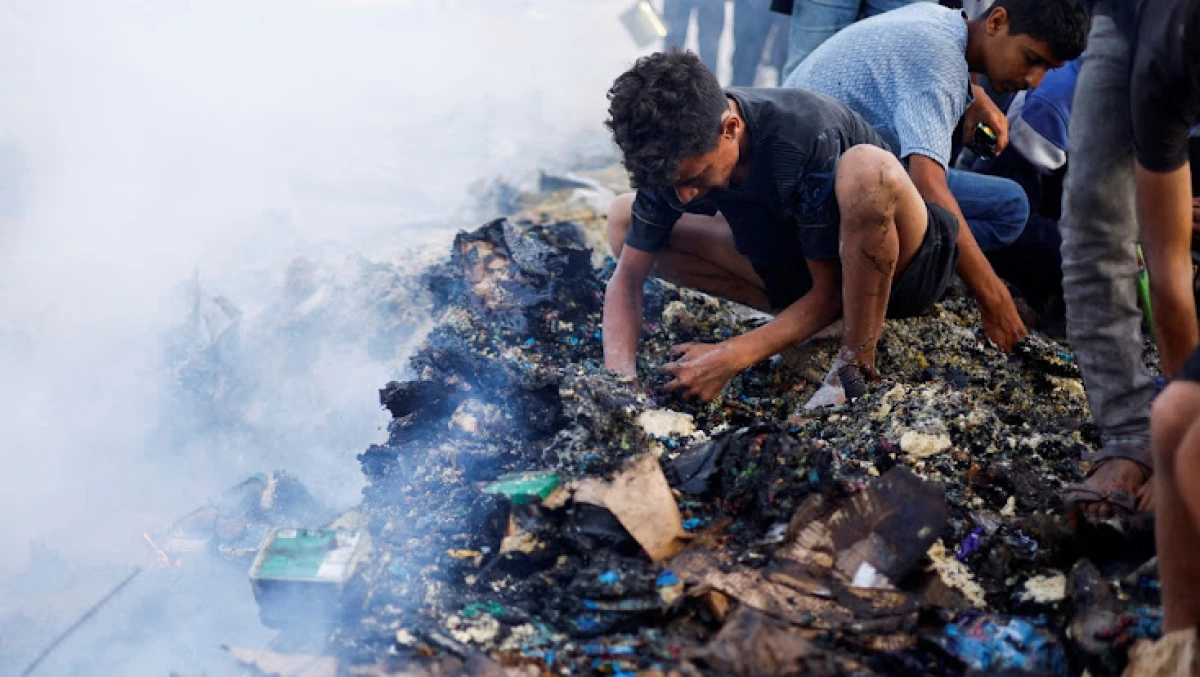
[1063,452,1153,520]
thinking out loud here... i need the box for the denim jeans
[663,0,727,74]
[731,0,789,86]
[946,167,1029,252]
[782,0,935,81]
[1059,3,1154,463]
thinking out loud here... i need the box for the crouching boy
[601,50,960,406]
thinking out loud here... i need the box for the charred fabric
[280,210,1163,675]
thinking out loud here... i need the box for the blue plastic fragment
[1129,607,1163,639]
[682,517,705,531]
[940,614,1067,676]
[524,337,536,346]
[656,570,681,587]
[573,615,603,632]
[584,643,637,656]
[599,570,621,585]
[956,527,984,561]
[1008,532,1039,557]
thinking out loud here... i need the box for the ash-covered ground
[234,176,1163,677]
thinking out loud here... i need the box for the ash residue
[314,194,1161,675]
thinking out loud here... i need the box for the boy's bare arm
[908,154,1028,351]
[602,246,657,381]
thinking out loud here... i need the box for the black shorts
[1180,346,1200,383]
[752,201,960,317]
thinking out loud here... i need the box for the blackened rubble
[312,187,1165,675]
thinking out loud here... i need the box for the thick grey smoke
[0,0,648,673]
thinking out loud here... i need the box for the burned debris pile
[297,207,1163,675]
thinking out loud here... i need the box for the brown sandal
[1062,452,1151,520]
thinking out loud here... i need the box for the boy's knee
[607,193,636,259]
[994,186,1031,248]
[1152,382,1200,471]
[836,145,908,222]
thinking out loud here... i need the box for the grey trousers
[1060,4,1154,465]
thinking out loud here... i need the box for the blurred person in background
[662,0,727,73]
[731,0,789,86]
[770,0,937,81]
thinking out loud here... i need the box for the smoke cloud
[0,0,645,673]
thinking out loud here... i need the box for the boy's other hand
[963,86,1009,155]
[979,283,1028,352]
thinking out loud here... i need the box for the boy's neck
[964,17,987,74]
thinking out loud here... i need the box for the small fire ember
[142,532,173,569]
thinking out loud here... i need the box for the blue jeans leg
[663,0,694,52]
[693,0,727,74]
[781,0,934,81]
[946,167,1030,252]
[731,0,775,86]
[782,0,860,81]
[861,0,935,18]
[663,0,726,75]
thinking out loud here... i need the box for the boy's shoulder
[728,87,857,125]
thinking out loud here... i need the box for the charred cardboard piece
[672,548,857,629]
[669,466,949,642]
[574,453,689,561]
[786,465,947,589]
[682,607,867,677]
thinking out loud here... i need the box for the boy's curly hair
[605,50,728,190]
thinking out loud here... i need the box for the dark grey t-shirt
[1130,0,1200,172]
[624,88,889,273]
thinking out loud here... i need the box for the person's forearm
[913,171,1009,306]
[1138,164,1199,376]
[1150,272,1198,376]
[602,274,645,378]
[723,287,842,370]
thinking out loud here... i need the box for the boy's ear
[722,115,740,139]
[985,6,1009,36]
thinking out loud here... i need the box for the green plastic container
[248,528,368,628]
[482,472,563,505]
